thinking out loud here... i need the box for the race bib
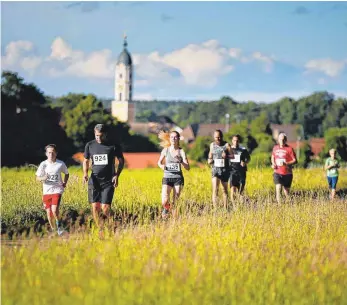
[93,154,108,165]
[230,154,241,163]
[276,158,286,166]
[214,159,225,167]
[330,168,337,174]
[46,174,59,183]
[166,163,181,172]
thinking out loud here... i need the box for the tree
[1,71,73,166]
[323,127,347,161]
[188,136,210,163]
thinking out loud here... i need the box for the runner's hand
[40,174,48,182]
[240,161,245,167]
[175,155,183,163]
[271,164,277,169]
[83,175,88,184]
[112,175,119,188]
[221,151,226,158]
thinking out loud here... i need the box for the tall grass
[1,167,347,304]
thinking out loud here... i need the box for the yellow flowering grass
[1,167,347,304]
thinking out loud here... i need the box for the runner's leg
[212,177,220,208]
[162,184,173,219]
[221,181,229,209]
[275,184,282,203]
[172,184,184,218]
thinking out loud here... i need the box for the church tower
[112,35,135,123]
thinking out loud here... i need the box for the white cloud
[229,48,242,59]
[1,40,42,72]
[305,58,346,77]
[133,40,234,87]
[48,37,114,78]
[134,79,150,87]
[49,37,83,61]
[251,52,274,73]
[133,93,153,100]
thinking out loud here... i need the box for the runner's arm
[324,159,330,170]
[36,175,47,182]
[180,150,190,171]
[35,163,47,182]
[158,149,166,170]
[285,149,297,165]
[271,154,276,169]
[63,174,69,187]
[115,156,124,177]
[207,143,214,165]
[83,158,89,182]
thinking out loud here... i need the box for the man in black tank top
[83,124,124,230]
[229,134,251,199]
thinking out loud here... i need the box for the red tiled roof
[309,138,325,156]
[286,141,305,149]
[181,125,195,143]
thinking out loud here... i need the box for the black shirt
[229,146,250,174]
[84,140,124,185]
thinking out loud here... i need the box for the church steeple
[117,34,132,66]
[112,35,135,123]
[123,33,128,48]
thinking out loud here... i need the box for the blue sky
[1,1,347,103]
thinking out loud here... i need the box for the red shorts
[42,194,62,210]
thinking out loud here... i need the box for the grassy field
[1,167,347,304]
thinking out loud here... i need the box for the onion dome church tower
[111,35,135,123]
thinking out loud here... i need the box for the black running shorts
[273,173,293,188]
[88,183,115,204]
[162,177,184,187]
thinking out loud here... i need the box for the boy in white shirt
[36,144,69,235]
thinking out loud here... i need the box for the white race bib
[93,154,108,165]
[214,159,225,167]
[276,158,286,166]
[330,168,337,174]
[166,163,181,172]
[46,174,59,183]
[230,154,241,163]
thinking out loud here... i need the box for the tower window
[119,93,122,101]
[119,74,123,79]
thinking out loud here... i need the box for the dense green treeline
[1,70,346,167]
[135,93,347,139]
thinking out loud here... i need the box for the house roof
[181,125,195,142]
[309,138,326,156]
[129,122,180,136]
[270,124,302,142]
[195,124,228,138]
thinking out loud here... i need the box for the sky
[1,1,347,103]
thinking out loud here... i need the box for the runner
[207,130,233,209]
[157,130,190,219]
[271,132,297,203]
[229,134,251,200]
[324,148,340,200]
[83,124,124,230]
[36,144,69,235]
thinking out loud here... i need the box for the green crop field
[1,167,347,305]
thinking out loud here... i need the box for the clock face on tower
[118,84,123,91]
